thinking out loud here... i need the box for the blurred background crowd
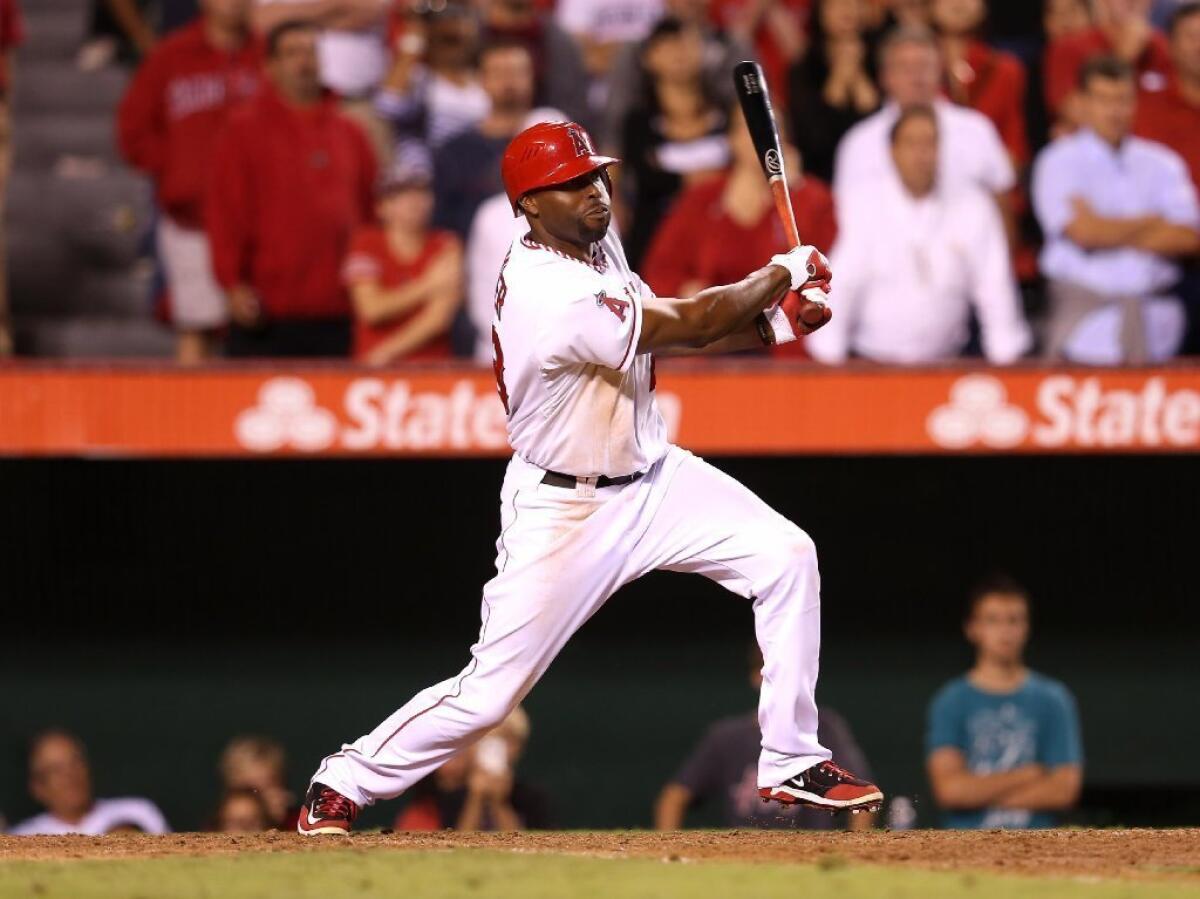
[3,575,1086,835]
[2,0,1200,366]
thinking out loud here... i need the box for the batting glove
[768,245,831,292]
[759,286,832,345]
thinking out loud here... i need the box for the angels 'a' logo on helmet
[567,126,593,157]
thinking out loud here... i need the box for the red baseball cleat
[297,782,359,835]
[759,760,883,813]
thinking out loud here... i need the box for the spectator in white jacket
[833,25,1015,213]
[809,105,1031,364]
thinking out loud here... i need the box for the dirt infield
[2,829,1199,881]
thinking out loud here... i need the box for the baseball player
[299,121,883,834]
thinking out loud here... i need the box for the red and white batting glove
[758,286,833,345]
[768,245,831,292]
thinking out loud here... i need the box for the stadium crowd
[2,0,1200,365]
[3,577,1082,835]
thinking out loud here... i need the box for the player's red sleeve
[116,50,168,177]
[641,188,709,297]
[204,123,255,291]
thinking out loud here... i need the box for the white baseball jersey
[490,228,668,477]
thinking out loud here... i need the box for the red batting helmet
[501,121,619,213]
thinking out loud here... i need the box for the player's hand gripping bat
[732,60,831,332]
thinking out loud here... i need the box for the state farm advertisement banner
[1,364,1199,457]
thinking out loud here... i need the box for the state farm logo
[927,374,1200,450]
[926,374,1028,449]
[234,376,683,454]
[235,378,338,451]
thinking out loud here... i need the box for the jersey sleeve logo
[596,292,629,322]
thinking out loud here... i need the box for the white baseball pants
[313,445,829,803]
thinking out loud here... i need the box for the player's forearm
[663,320,767,356]
[993,767,1082,811]
[687,265,792,346]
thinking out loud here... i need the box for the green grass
[1,850,1199,899]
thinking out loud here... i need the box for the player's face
[966,594,1029,665]
[523,169,613,247]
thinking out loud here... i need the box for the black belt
[541,469,644,490]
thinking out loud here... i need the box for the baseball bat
[732,60,802,249]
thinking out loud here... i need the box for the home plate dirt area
[2,828,1199,881]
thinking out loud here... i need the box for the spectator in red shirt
[1045,0,1173,127]
[206,20,376,358]
[1136,2,1200,354]
[932,0,1029,167]
[344,167,462,365]
[0,0,22,358]
[118,0,261,364]
[1136,2,1200,191]
[641,104,836,358]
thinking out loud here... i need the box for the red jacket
[1045,26,1172,116]
[1136,78,1200,193]
[641,174,837,359]
[205,86,377,320]
[956,40,1029,167]
[117,21,262,228]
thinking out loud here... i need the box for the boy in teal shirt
[926,576,1083,829]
